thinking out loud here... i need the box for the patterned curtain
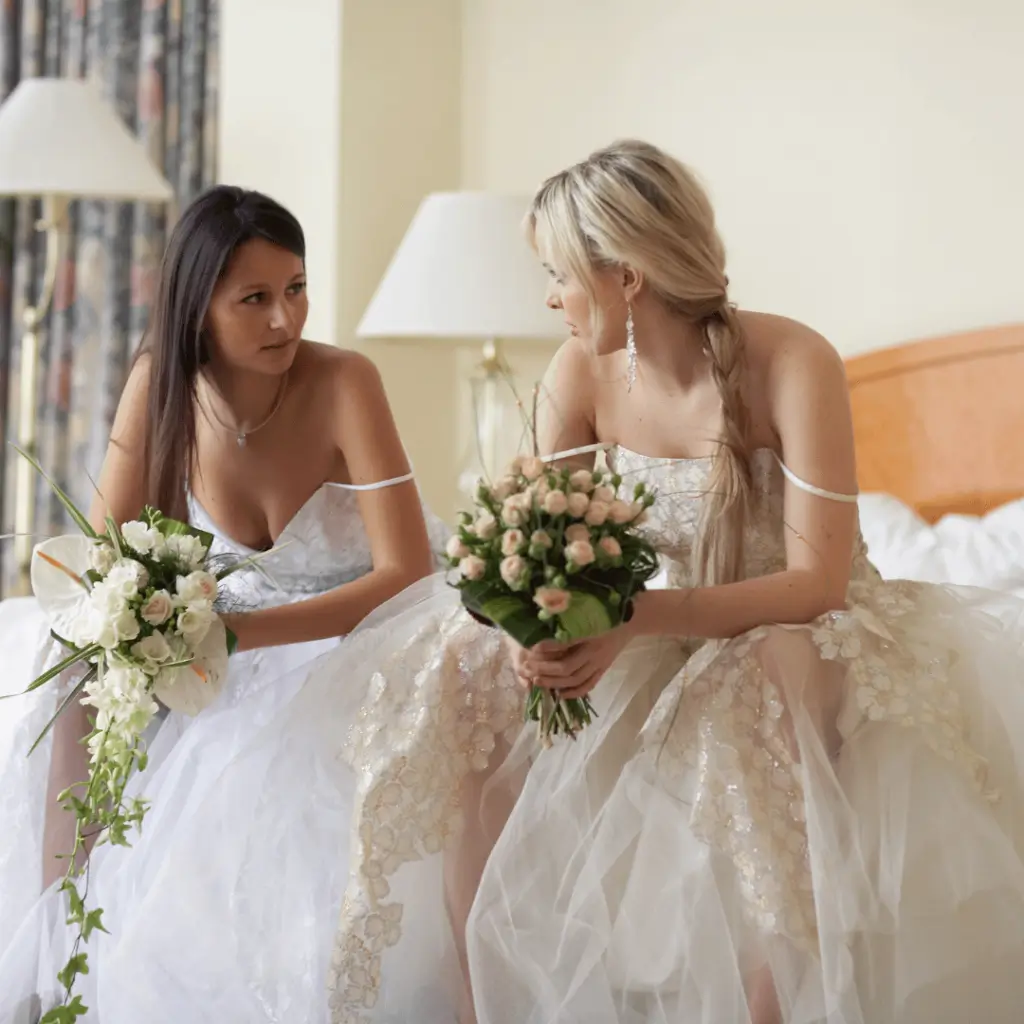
[0,0,218,596]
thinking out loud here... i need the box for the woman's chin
[257,339,300,371]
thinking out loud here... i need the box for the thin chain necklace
[203,371,290,449]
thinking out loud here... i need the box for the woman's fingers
[558,671,603,700]
[525,648,592,687]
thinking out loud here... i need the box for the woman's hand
[510,624,635,700]
[220,612,250,653]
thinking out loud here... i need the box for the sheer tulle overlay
[320,449,1024,1023]
[0,633,344,1023]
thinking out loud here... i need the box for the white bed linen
[859,492,1024,592]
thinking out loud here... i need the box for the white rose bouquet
[6,450,247,1023]
[447,453,658,742]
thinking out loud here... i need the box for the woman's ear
[621,265,644,303]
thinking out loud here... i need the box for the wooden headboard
[845,324,1024,522]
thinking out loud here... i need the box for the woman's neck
[201,362,286,428]
[630,303,711,392]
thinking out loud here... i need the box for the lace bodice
[608,446,877,587]
[188,485,380,608]
[189,482,451,610]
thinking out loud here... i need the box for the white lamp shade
[357,192,563,340]
[0,77,173,201]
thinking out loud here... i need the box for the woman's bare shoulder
[293,341,382,393]
[738,310,844,383]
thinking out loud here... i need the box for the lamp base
[459,337,529,496]
[12,195,68,594]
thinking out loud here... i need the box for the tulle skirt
[0,596,349,1024]
[319,575,1024,1023]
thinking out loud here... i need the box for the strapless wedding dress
[311,446,1024,1023]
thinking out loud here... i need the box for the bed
[846,323,1024,590]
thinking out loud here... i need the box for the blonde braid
[692,304,753,586]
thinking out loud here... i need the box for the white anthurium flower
[152,616,229,716]
[31,534,96,640]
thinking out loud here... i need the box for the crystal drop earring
[625,302,637,392]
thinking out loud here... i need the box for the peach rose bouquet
[447,453,657,740]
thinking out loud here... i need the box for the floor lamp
[0,78,173,593]
[356,192,562,491]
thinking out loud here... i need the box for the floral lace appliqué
[327,609,522,1023]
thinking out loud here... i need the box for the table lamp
[0,77,174,589]
[356,192,563,487]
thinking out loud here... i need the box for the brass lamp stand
[13,195,68,593]
[0,77,174,596]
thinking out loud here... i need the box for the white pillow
[858,492,1024,589]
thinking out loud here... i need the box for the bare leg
[42,699,92,887]
[746,963,784,1024]
[443,741,521,1024]
[741,631,846,1023]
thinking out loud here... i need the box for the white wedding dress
[289,445,1024,1023]
[9,446,1024,1023]
[0,479,448,1024]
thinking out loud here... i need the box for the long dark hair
[139,186,305,520]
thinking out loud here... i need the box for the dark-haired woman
[0,186,446,1022]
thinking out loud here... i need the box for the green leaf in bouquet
[455,578,502,608]
[213,545,280,583]
[12,445,98,539]
[57,953,89,989]
[226,627,239,656]
[150,508,214,552]
[481,598,552,649]
[159,656,196,671]
[104,515,124,558]
[565,568,626,602]
[459,581,552,649]
[51,629,76,649]
[64,882,86,924]
[0,642,100,700]
[40,994,88,1023]
[82,907,108,942]
[60,792,89,818]
[28,665,96,756]
[556,591,614,642]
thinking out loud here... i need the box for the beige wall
[462,0,1024,356]
[219,0,343,346]
[337,0,463,522]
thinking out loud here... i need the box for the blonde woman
[64,143,1024,1022]
[319,140,1024,1023]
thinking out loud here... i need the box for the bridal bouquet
[447,454,658,742]
[9,452,240,1023]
